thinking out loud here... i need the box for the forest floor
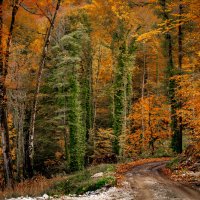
[7,159,200,200]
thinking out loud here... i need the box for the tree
[23,0,61,178]
[158,0,182,153]
[127,95,171,156]
[52,28,88,171]
[112,20,136,157]
[0,0,21,188]
[40,12,94,171]
[93,128,115,164]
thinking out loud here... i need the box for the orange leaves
[85,0,116,45]
[116,157,171,185]
[117,157,171,174]
[125,95,171,157]
[174,74,200,141]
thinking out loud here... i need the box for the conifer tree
[45,23,90,171]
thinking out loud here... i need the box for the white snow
[6,184,134,200]
[91,172,104,178]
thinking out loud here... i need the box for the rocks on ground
[7,183,134,200]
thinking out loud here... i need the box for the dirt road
[125,161,200,200]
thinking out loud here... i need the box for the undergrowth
[46,164,116,196]
[0,175,63,199]
[0,164,116,199]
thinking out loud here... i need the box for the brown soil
[125,161,200,200]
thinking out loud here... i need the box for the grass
[166,157,181,170]
[0,164,116,199]
[0,175,64,199]
[46,164,116,196]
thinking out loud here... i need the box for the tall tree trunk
[24,0,61,178]
[156,52,159,95]
[9,61,26,180]
[93,45,102,130]
[83,47,94,165]
[141,44,147,149]
[0,0,19,188]
[112,21,135,157]
[4,0,19,74]
[178,1,183,72]
[113,42,126,156]
[170,0,183,153]
[177,0,183,153]
[159,0,182,153]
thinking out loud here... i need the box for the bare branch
[19,2,42,16]
[36,2,53,25]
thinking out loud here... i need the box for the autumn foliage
[0,0,199,192]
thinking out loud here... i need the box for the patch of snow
[91,172,104,178]
[55,186,134,200]
[6,183,134,200]
[42,194,49,199]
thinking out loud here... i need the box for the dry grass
[0,175,65,199]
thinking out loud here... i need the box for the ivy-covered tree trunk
[67,71,85,171]
[80,26,94,164]
[56,28,89,171]
[159,0,182,153]
[113,42,126,156]
[112,21,135,157]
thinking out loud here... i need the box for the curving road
[125,161,200,200]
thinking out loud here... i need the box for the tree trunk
[159,0,182,153]
[93,45,102,130]
[24,0,61,178]
[177,0,183,153]
[178,1,183,72]
[0,0,19,188]
[113,42,126,156]
[141,43,147,149]
[81,30,94,165]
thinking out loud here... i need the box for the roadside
[164,145,200,191]
[4,157,200,200]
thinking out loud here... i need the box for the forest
[0,0,199,197]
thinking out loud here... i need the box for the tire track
[125,161,200,200]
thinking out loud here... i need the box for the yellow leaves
[30,39,43,54]
[93,128,114,163]
[136,29,161,42]
[109,0,130,21]
[8,115,17,161]
[0,114,17,165]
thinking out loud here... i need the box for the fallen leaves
[116,157,171,186]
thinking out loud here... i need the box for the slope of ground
[7,159,200,200]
